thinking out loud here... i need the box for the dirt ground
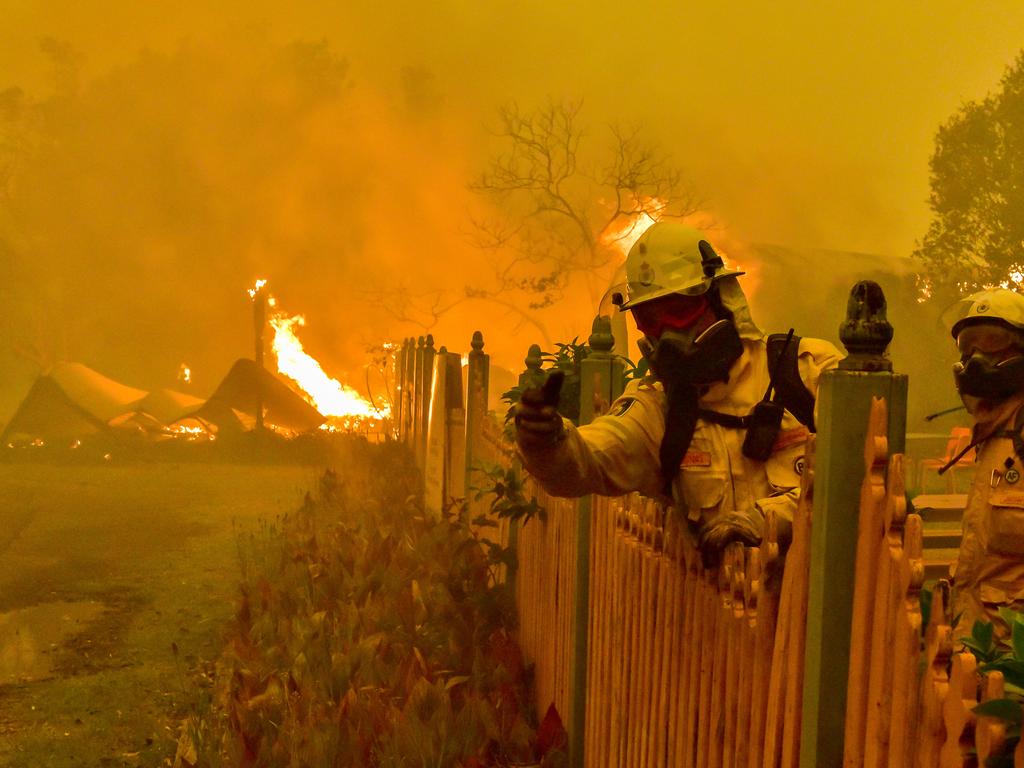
[0,462,322,768]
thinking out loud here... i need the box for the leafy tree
[374,99,700,341]
[915,51,1024,298]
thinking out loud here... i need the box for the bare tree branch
[379,98,702,337]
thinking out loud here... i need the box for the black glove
[514,372,565,450]
[697,511,762,569]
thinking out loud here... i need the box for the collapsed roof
[1,359,324,446]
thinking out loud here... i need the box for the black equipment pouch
[742,400,786,462]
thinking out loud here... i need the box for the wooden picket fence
[392,332,1024,767]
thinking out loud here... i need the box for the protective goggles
[956,324,1024,357]
[631,294,711,338]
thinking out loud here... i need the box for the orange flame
[602,197,667,257]
[247,279,389,429]
[247,278,267,299]
[269,312,390,427]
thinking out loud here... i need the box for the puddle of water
[0,601,105,684]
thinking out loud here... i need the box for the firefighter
[513,221,843,566]
[946,288,1024,636]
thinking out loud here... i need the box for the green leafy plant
[183,443,563,767]
[501,337,591,427]
[962,611,1024,766]
[471,464,547,527]
[622,354,649,383]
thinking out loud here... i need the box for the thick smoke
[2,5,1024,425]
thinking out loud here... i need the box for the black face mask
[640,319,744,390]
[642,320,744,494]
[954,352,1024,402]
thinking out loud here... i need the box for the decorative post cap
[525,344,543,372]
[425,334,435,350]
[838,280,894,372]
[588,315,615,356]
[471,330,484,352]
[417,336,425,348]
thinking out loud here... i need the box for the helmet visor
[631,294,710,338]
[956,324,1024,357]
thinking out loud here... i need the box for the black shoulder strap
[1008,408,1024,464]
[767,333,817,432]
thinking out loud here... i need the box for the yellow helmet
[615,222,745,310]
[945,288,1024,339]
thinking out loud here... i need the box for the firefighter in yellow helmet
[513,221,843,565]
[946,288,1024,636]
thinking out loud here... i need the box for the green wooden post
[465,331,490,500]
[800,281,908,767]
[506,343,545,615]
[568,316,625,768]
[519,343,544,389]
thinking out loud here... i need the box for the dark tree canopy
[916,51,1024,297]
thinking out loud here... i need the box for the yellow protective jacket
[952,393,1024,636]
[517,335,843,531]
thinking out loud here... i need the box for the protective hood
[716,275,763,341]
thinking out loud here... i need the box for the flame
[246,280,387,430]
[168,424,215,441]
[177,363,192,384]
[247,278,267,299]
[917,264,1024,303]
[269,311,391,427]
[997,265,1024,291]
[602,196,667,257]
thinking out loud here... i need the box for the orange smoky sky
[1,1,1023,420]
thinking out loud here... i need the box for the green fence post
[569,316,625,768]
[507,343,545,614]
[465,331,490,503]
[800,281,908,767]
[519,343,544,389]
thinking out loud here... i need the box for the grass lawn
[0,462,323,768]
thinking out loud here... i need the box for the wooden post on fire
[252,282,267,432]
[800,281,907,767]
[569,315,624,768]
